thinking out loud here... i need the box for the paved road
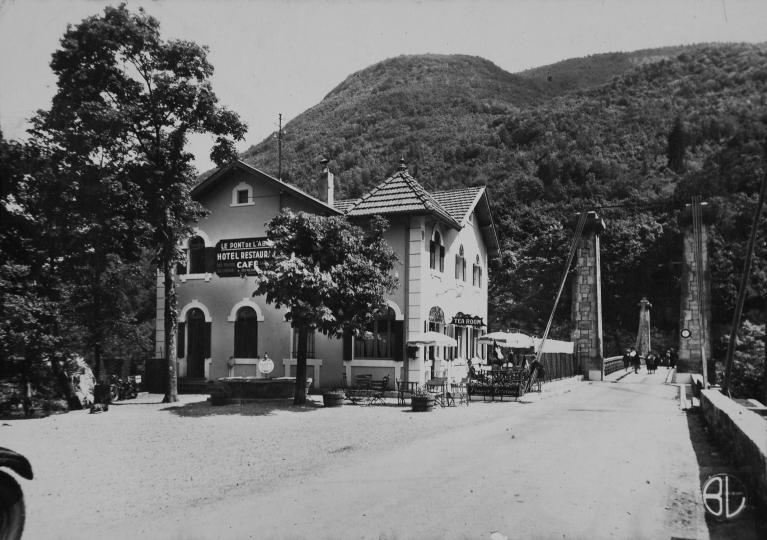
[131,369,708,540]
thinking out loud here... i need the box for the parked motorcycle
[0,447,33,540]
[108,375,138,402]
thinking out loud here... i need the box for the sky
[1,0,767,172]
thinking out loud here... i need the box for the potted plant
[410,387,435,412]
[322,389,346,408]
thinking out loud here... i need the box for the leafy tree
[252,211,398,404]
[0,132,76,411]
[36,4,246,402]
[715,320,765,400]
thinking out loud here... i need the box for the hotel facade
[155,160,499,390]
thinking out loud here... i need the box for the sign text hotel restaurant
[215,237,272,277]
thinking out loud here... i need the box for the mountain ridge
[230,42,767,346]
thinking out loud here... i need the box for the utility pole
[277,113,283,180]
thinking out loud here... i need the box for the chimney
[319,157,334,207]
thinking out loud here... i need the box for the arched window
[188,236,206,274]
[473,255,482,287]
[430,231,444,272]
[455,245,466,281]
[426,306,445,360]
[234,307,259,357]
[355,307,402,359]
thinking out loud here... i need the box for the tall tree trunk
[162,256,179,403]
[294,325,308,405]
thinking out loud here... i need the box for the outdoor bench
[345,374,389,405]
[468,368,528,401]
[492,368,528,401]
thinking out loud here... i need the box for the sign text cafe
[215,237,273,277]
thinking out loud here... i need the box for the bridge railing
[537,353,580,382]
[603,356,624,376]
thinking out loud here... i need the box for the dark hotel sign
[451,312,485,327]
[215,237,272,277]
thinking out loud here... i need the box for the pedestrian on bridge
[631,348,640,374]
[662,349,671,368]
[623,349,631,372]
[646,351,656,374]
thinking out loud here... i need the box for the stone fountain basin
[217,377,312,400]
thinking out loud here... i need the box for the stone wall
[700,389,767,509]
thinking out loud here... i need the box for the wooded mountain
[235,43,767,360]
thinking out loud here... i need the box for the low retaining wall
[217,377,313,401]
[699,389,767,509]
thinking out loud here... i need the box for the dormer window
[473,255,482,287]
[231,181,254,206]
[429,230,445,272]
[455,245,466,282]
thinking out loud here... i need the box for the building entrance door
[186,308,206,378]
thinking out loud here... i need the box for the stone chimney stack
[319,157,334,207]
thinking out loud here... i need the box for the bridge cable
[691,196,709,388]
[534,212,588,366]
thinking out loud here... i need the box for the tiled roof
[343,170,459,228]
[334,198,358,213]
[431,187,485,224]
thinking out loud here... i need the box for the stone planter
[322,391,345,408]
[411,395,435,412]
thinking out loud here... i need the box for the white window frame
[230,181,255,207]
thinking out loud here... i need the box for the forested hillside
[237,44,767,376]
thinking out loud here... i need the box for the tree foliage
[34,4,246,402]
[252,211,398,404]
[236,45,767,373]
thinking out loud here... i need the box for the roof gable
[191,160,341,215]
[339,168,499,259]
[431,186,485,225]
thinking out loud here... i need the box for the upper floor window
[234,307,259,357]
[231,181,254,206]
[189,236,206,274]
[430,231,445,272]
[473,255,482,287]
[455,245,466,282]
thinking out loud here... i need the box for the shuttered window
[234,307,259,357]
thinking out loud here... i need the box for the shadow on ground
[685,407,767,540]
[160,398,322,417]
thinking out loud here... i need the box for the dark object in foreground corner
[0,447,33,540]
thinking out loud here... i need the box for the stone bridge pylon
[677,203,713,378]
[568,202,712,382]
[571,211,605,381]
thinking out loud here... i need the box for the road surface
[122,369,709,540]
